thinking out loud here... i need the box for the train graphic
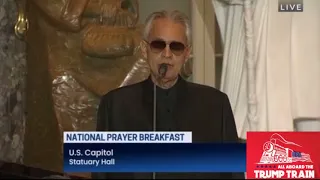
[258,133,312,164]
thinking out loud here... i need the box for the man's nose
[162,45,173,58]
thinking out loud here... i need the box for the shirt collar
[142,75,187,104]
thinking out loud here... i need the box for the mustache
[154,55,174,66]
[158,63,173,67]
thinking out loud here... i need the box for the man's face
[141,18,191,81]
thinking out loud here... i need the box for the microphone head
[158,63,168,78]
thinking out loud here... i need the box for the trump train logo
[259,133,312,164]
[247,132,320,179]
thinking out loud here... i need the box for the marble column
[0,0,26,163]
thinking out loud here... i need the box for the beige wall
[191,0,216,87]
[192,0,223,88]
[139,0,191,23]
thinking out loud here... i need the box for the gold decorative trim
[14,0,29,40]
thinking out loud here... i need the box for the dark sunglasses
[146,40,187,56]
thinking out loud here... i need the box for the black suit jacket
[93,77,245,179]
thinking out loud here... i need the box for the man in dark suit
[93,10,244,179]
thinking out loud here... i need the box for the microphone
[158,63,168,78]
[152,63,167,180]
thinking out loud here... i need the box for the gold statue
[14,0,192,176]
[18,0,147,175]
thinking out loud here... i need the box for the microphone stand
[153,82,156,180]
[152,64,167,180]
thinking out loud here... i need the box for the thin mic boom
[152,63,167,180]
[153,81,156,180]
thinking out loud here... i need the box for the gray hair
[143,10,192,46]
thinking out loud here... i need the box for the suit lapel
[173,78,192,131]
[141,77,154,130]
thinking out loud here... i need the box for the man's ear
[140,40,148,59]
[184,45,192,63]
